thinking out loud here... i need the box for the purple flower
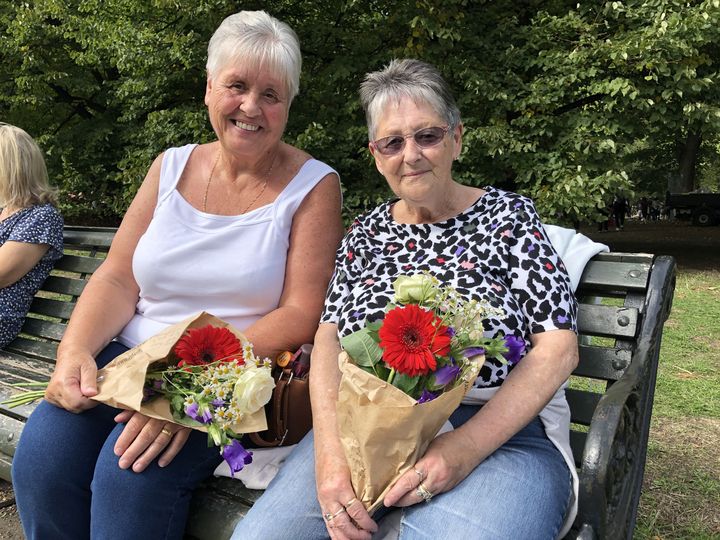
[212,398,225,408]
[185,402,199,419]
[463,347,485,359]
[141,386,157,403]
[152,379,164,390]
[199,408,213,424]
[504,335,526,365]
[221,439,253,476]
[432,364,461,388]
[446,327,456,338]
[418,390,438,403]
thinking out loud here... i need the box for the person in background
[612,193,629,231]
[233,59,579,540]
[12,11,343,540]
[0,123,63,349]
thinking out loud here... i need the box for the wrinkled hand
[113,410,191,473]
[315,448,377,540]
[383,430,481,508]
[44,350,99,413]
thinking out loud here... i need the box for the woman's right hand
[44,350,99,413]
[315,448,377,540]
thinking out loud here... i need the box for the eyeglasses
[370,126,450,156]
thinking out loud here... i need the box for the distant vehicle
[665,192,720,226]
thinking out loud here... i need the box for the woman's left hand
[383,429,481,508]
[113,410,191,473]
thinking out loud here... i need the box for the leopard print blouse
[320,186,577,388]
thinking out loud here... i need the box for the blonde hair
[0,123,57,208]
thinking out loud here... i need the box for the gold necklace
[202,150,277,214]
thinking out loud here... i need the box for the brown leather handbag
[249,345,313,447]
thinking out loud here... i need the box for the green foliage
[1,0,719,224]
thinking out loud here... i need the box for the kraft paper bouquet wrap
[93,311,271,474]
[336,351,482,514]
[336,273,526,514]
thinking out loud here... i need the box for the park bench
[0,225,676,540]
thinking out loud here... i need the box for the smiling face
[204,63,290,158]
[369,97,462,206]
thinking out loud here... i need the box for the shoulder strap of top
[273,159,339,221]
[157,144,198,204]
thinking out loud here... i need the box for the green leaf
[340,328,383,368]
[392,373,420,395]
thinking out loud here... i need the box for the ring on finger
[323,506,346,522]
[160,427,173,438]
[345,497,358,508]
[416,482,433,503]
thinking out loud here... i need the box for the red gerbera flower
[173,325,243,367]
[378,304,452,377]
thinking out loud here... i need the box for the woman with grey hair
[13,11,343,539]
[0,123,63,348]
[233,59,578,539]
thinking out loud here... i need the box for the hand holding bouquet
[93,312,272,475]
[337,274,525,513]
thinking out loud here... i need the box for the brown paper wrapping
[93,311,268,434]
[336,351,482,515]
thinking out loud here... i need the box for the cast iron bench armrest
[574,256,676,540]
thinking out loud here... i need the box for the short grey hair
[359,59,461,140]
[206,11,302,101]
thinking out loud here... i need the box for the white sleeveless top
[117,144,338,348]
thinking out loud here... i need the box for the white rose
[393,274,439,304]
[232,366,275,415]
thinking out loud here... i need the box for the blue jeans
[12,341,223,540]
[232,406,572,540]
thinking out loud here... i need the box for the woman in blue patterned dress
[233,59,580,540]
[0,123,63,348]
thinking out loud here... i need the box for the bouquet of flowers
[92,312,272,475]
[336,273,524,513]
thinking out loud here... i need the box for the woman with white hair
[0,123,63,348]
[12,11,343,539]
[233,59,578,540]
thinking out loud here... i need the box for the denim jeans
[12,341,223,540]
[232,405,572,540]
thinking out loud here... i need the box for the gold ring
[323,506,346,521]
[345,497,358,507]
[416,482,433,503]
[160,427,173,438]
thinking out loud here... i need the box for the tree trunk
[671,127,703,193]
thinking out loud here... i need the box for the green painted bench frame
[0,226,676,540]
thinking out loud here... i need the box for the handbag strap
[248,368,293,447]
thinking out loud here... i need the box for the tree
[2,0,719,225]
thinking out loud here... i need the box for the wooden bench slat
[576,260,651,293]
[28,296,76,320]
[577,304,638,338]
[566,388,603,425]
[0,351,55,382]
[54,254,105,274]
[4,336,58,362]
[63,227,115,248]
[574,346,632,380]
[20,318,67,341]
[40,275,87,296]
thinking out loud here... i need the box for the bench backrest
[569,253,674,465]
[4,227,675,467]
[3,227,115,376]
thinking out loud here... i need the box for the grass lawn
[635,269,720,539]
